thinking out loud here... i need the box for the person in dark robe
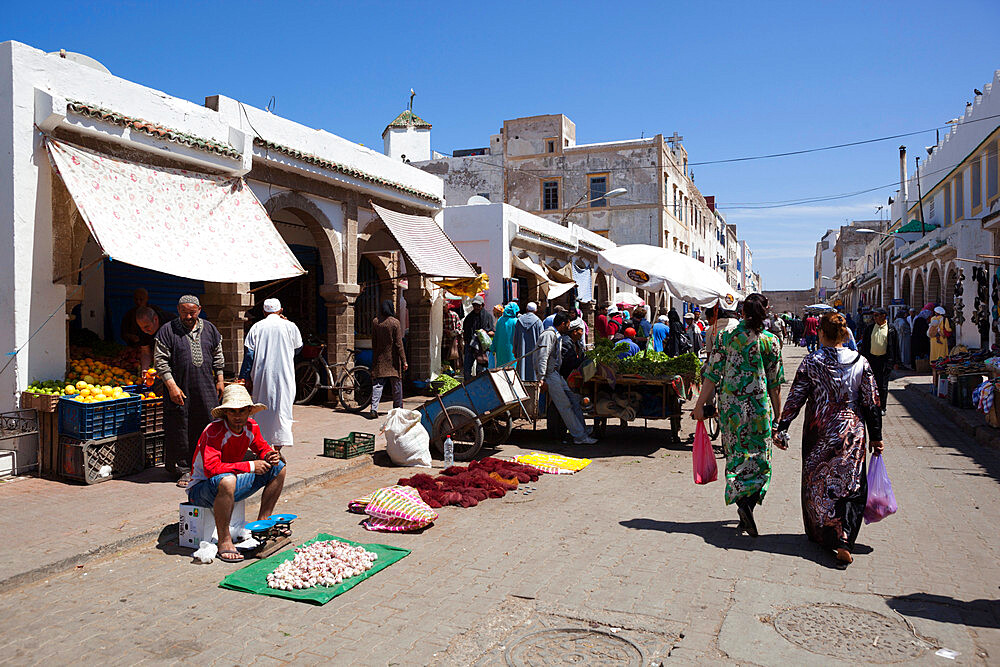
[369,300,407,419]
[513,302,544,382]
[774,312,883,565]
[154,295,225,487]
[664,309,691,356]
[910,304,933,366]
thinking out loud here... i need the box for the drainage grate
[773,603,928,662]
[504,628,644,666]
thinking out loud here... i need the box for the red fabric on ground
[396,458,545,508]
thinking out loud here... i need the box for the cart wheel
[485,412,514,444]
[545,398,567,440]
[592,418,607,439]
[294,361,322,405]
[707,414,721,440]
[338,366,372,413]
[432,405,484,461]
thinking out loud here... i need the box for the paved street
[2,345,999,665]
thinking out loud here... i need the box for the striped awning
[372,203,476,279]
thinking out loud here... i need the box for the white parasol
[598,244,742,309]
[613,292,645,307]
[805,303,836,312]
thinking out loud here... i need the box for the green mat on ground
[218,533,410,605]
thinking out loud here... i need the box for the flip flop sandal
[175,472,192,489]
[218,549,244,563]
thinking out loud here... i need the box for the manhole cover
[773,603,927,662]
[504,628,643,666]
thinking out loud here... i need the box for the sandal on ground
[218,549,244,563]
[835,548,853,564]
[175,472,192,488]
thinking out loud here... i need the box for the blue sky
[6,0,999,289]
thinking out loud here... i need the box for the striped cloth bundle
[349,485,438,532]
[511,453,592,475]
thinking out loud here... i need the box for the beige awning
[544,262,577,300]
[372,203,476,279]
[46,138,305,282]
[512,254,552,285]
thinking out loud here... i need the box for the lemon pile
[67,381,133,403]
[66,358,138,388]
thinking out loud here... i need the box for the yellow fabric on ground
[514,452,592,473]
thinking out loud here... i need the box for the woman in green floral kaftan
[692,294,784,537]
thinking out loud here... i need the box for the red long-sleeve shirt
[190,419,274,486]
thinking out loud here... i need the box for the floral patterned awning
[47,139,305,283]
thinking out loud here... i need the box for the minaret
[382,90,431,162]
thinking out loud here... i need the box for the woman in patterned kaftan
[692,293,784,537]
[774,312,883,565]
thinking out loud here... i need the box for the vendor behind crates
[185,384,286,563]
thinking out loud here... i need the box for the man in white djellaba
[239,298,303,454]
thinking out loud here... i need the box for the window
[972,157,982,212]
[477,193,490,201]
[545,138,556,153]
[955,171,964,221]
[989,142,998,201]
[944,182,952,226]
[542,180,559,210]
[588,173,609,207]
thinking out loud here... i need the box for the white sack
[382,408,432,467]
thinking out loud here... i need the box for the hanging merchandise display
[972,265,991,348]
[954,269,965,327]
[994,267,1000,341]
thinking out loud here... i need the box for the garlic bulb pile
[267,541,378,591]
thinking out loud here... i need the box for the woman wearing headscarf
[493,302,520,367]
[910,303,933,364]
[513,302,544,381]
[928,306,952,361]
[692,293,785,537]
[664,309,690,356]
[369,300,407,418]
[773,312,883,565]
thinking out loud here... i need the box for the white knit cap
[526,302,538,312]
[569,318,585,331]
[263,298,282,313]
[658,315,668,322]
[934,306,945,315]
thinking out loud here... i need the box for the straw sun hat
[211,384,267,419]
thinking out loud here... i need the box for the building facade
[0,40,460,426]
[814,228,837,302]
[412,114,740,309]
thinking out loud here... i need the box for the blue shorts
[186,461,285,508]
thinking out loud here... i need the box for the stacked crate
[57,394,143,484]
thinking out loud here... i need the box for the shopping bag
[864,453,898,524]
[692,421,718,484]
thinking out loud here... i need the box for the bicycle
[294,338,373,412]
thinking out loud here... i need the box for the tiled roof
[66,100,243,159]
[254,138,442,203]
[384,110,432,134]
[895,219,939,234]
[902,243,929,260]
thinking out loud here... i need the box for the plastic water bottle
[443,436,454,468]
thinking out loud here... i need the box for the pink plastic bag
[864,454,898,524]
[693,421,718,484]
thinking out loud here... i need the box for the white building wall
[383,126,431,163]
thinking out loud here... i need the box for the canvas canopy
[371,203,476,279]
[543,262,577,300]
[597,244,741,309]
[46,138,305,283]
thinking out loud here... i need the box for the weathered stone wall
[763,289,814,316]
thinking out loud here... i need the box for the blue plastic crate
[58,394,141,440]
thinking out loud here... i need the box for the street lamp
[854,228,895,238]
[559,187,627,225]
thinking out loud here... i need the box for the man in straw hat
[240,298,302,449]
[154,295,226,487]
[185,384,286,563]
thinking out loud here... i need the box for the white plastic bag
[382,408,432,467]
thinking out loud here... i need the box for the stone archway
[901,271,912,309]
[913,272,925,309]
[264,191,342,283]
[928,265,942,305]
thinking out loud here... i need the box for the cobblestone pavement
[2,346,999,665]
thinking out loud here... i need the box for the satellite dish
[47,50,111,74]
[467,196,491,205]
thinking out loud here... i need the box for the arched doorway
[913,272,925,309]
[901,272,911,309]
[928,266,942,305]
